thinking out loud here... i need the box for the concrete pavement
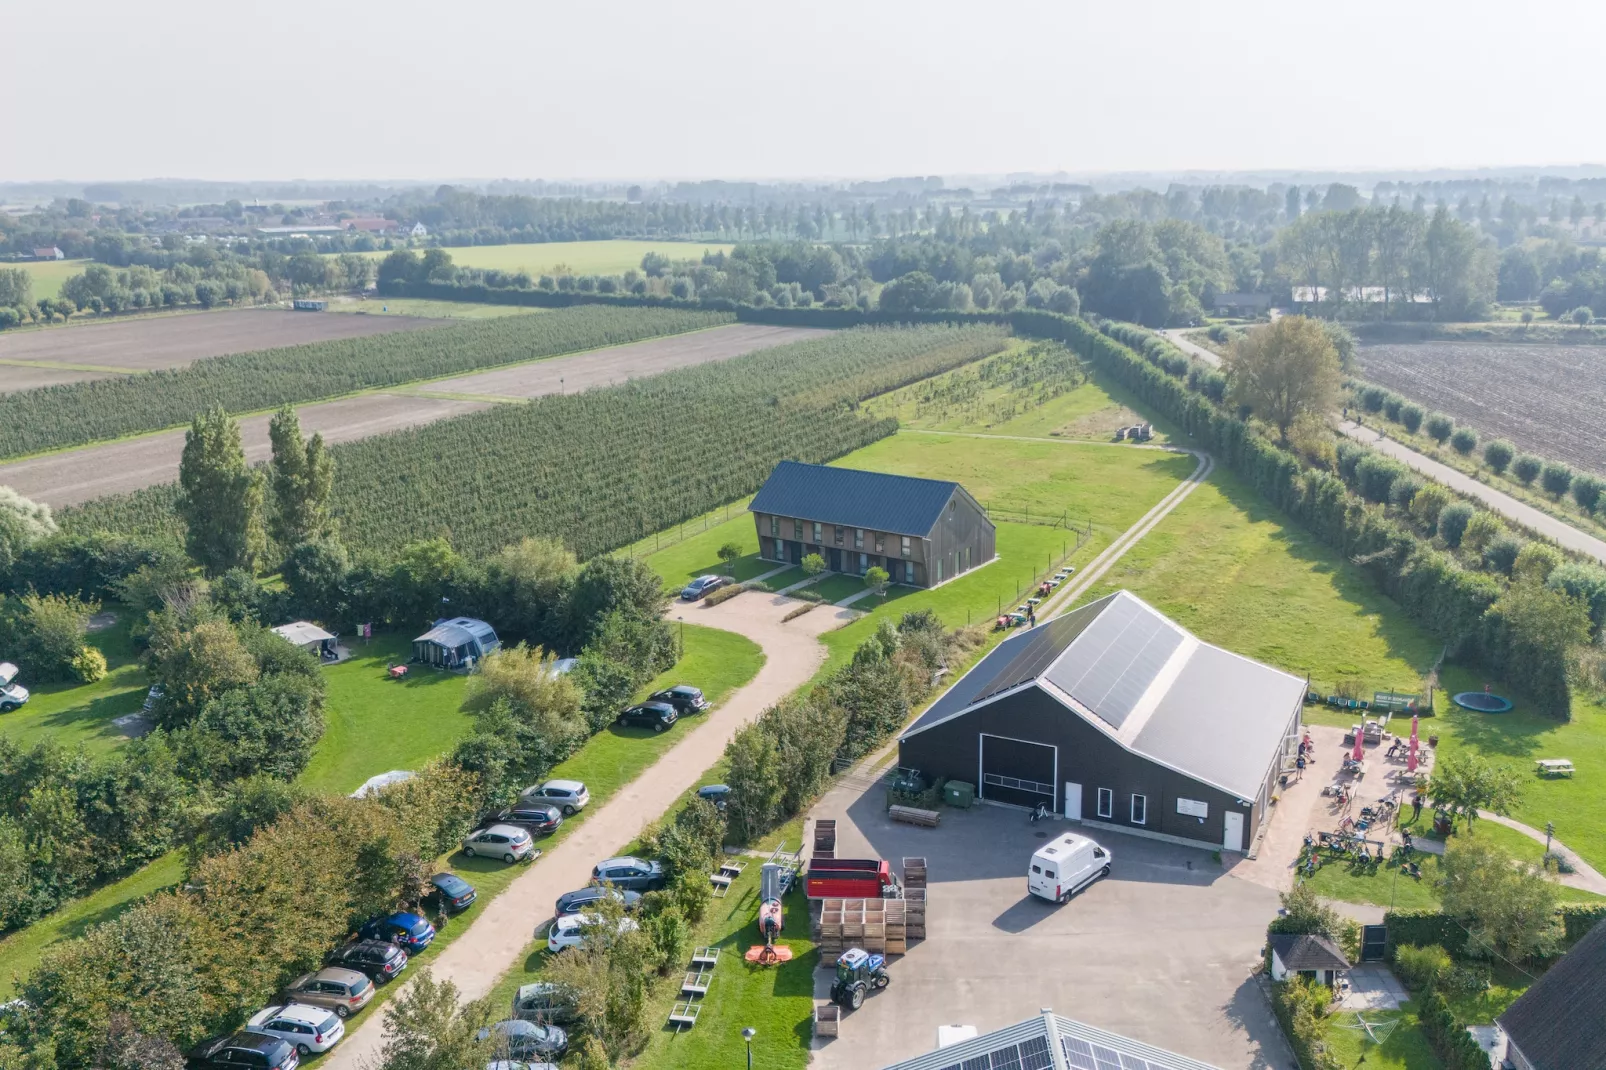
[322,592,859,1070]
[1162,328,1223,367]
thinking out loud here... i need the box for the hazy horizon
[7,0,1606,183]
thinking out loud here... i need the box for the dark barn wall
[900,685,1255,848]
[926,489,996,585]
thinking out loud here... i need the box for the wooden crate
[814,1003,841,1038]
[890,805,941,828]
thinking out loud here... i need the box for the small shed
[271,620,339,660]
[1269,933,1351,987]
[412,617,499,670]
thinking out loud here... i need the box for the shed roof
[1269,933,1351,972]
[903,591,1304,800]
[748,460,973,538]
[1498,917,1606,1070]
[878,1009,1223,1070]
[414,616,497,648]
[272,621,335,646]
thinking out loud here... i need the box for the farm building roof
[748,460,972,538]
[1269,933,1351,972]
[902,591,1304,800]
[877,1009,1223,1070]
[271,621,335,647]
[415,617,498,648]
[1498,916,1606,1070]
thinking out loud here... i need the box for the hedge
[1384,909,1470,958]
[1561,902,1606,942]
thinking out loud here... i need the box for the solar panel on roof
[1044,596,1183,729]
[990,1046,1022,1070]
[969,602,1103,705]
[1092,1046,1125,1070]
[1017,1036,1054,1070]
[1120,1055,1151,1070]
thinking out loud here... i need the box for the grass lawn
[752,566,807,591]
[350,240,733,277]
[14,258,87,299]
[798,573,874,604]
[0,850,185,995]
[630,502,761,589]
[0,609,148,754]
[1317,1006,1438,1070]
[327,297,545,320]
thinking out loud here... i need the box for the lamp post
[677,615,685,660]
[742,1027,756,1069]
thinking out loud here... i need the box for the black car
[326,939,408,983]
[554,886,642,918]
[188,1032,299,1070]
[696,784,731,809]
[616,701,677,732]
[426,871,478,913]
[497,803,563,835]
[649,685,709,714]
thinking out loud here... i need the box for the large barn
[899,591,1303,852]
[748,460,995,588]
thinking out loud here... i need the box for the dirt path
[322,592,859,1070]
[0,324,826,507]
[1339,420,1606,564]
[1162,329,1222,367]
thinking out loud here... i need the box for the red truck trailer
[803,858,900,899]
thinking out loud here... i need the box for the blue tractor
[829,947,889,1010]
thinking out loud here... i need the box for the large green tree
[267,404,335,549]
[1426,754,1523,834]
[0,486,55,572]
[1225,316,1342,441]
[177,405,265,576]
[1439,838,1560,960]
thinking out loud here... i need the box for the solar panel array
[1043,595,1184,730]
[968,604,1102,705]
[936,1035,1055,1070]
[1062,1036,1182,1070]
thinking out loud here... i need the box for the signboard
[1176,798,1209,819]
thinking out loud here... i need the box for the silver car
[281,967,373,1019]
[519,779,589,815]
[462,824,536,863]
[247,1003,345,1055]
[0,663,28,713]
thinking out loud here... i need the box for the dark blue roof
[748,460,967,537]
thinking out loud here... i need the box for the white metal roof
[878,1010,1225,1070]
[272,621,335,646]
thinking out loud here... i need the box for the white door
[1223,811,1245,853]
[1063,782,1082,820]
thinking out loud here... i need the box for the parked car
[680,574,727,601]
[462,824,537,863]
[496,802,562,835]
[649,685,709,714]
[511,981,578,1024]
[696,784,731,809]
[616,701,677,732]
[187,1031,299,1070]
[358,912,435,953]
[246,1004,345,1055]
[519,779,589,815]
[141,682,164,715]
[553,886,642,919]
[591,856,665,892]
[426,871,477,913]
[546,913,639,954]
[0,664,28,713]
[477,1020,567,1060]
[282,968,373,1019]
[325,939,407,984]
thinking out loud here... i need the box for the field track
[0,323,826,506]
[0,309,447,393]
[1359,342,1606,474]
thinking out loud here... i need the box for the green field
[356,240,732,277]
[11,257,86,300]
[0,611,148,753]
[327,297,545,320]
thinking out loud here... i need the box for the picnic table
[1536,758,1576,778]
[388,664,409,680]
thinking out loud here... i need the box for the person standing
[1411,791,1423,822]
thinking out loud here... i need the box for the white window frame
[812,521,822,544]
[769,515,778,538]
[900,535,911,558]
[1130,793,1147,825]
[1096,787,1113,819]
[854,528,864,549]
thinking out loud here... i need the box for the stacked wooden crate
[813,819,836,860]
[884,899,907,954]
[813,898,906,959]
[902,857,928,941]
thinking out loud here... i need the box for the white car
[0,663,28,713]
[247,1003,345,1055]
[519,779,589,815]
[463,824,537,863]
[546,913,638,953]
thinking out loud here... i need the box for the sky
[9,0,1606,183]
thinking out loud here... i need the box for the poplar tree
[267,404,335,548]
[177,404,264,575]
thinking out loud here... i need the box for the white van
[1027,832,1111,904]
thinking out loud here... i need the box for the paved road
[1162,328,1222,367]
[323,592,858,1070]
[1339,421,1606,564]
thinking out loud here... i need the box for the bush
[1548,562,1606,631]
[1541,461,1574,497]
[1461,511,1505,554]
[1389,476,1423,510]
[1450,427,1478,455]
[1354,453,1408,503]
[1425,413,1454,444]
[1482,535,1525,576]
[1399,403,1424,433]
[1437,502,1475,548]
[1394,943,1451,991]
[1409,484,1451,531]
[1358,385,1388,413]
[71,645,107,683]
[1572,473,1605,512]
[1383,393,1404,421]
[703,583,746,606]
[1512,454,1543,485]
[1512,542,1562,586]
[781,603,815,622]
[1482,439,1515,474]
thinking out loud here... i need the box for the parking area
[807,778,1297,1070]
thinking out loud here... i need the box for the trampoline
[1453,691,1513,713]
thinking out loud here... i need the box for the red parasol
[1407,714,1420,773]
[1351,725,1365,763]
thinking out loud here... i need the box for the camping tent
[412,617,500,669]
[271,621,338,660]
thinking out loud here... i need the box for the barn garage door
[980,734,1056,809]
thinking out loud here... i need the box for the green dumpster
[943,781,975,809]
